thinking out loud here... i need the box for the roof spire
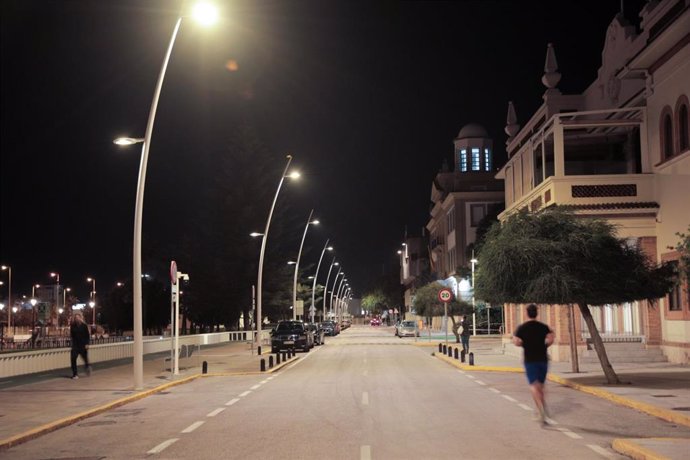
[505,101,520,145]
[542,43,561,94]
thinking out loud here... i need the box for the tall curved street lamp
[292,209,319,320]
[310,240,332,323]
[86,277,96,327]
[329,268,343,320]
[322,258,338,321]
[253,155,299,344]
[112,3,217,390]
[1,266,10,330]
[335,278,347,322]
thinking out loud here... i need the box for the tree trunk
[568,304,579,373]
[577,302,620,384]
[450,316,460,343]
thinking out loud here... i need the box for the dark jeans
[71,347,90,376]
[461,335,470,353]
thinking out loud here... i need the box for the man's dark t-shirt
[70,322,90,349]
[514,321,551,363]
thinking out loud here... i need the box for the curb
[611,438,680,460]
[432,352,690,429]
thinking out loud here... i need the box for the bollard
[442,344,447,354]
[438,343,443,353]
[448,346,453,357]
[202,361,208,374]
[461,349,466,363]
[282,352,287,361]
[258,346,262,355]
[268,355,274,368]
[276,353,281,365]
[469,352,474,366]
[454,348,459,360]
[260,358,266,372]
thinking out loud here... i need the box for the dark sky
[1,0,645,302]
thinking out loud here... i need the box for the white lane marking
[501,395,517,402]
[489,388,501,394]
[466,374,475,379]
[207,408,225,417]
[147,438,179,454]
[225,398,240,406]
[362,392,369,406]
[239,391,251,397]
[361,445,371,460]
[556,427,582,439]
[545,417,558,425]
[260,379,269,384]
[181,421,205,433]
[475,380,487,385]
[250,384,261,390]
[457,370,465,374]
[518,404,533,411]
[267,375,276,380]
[587,444,615,459]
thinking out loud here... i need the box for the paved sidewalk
[429,336,690,460]
[0,341,286,449]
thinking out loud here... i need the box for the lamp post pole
[471,255,478,336]
[50,272,60,330]
[310,240,331,323]
[329,268,343,320]
[322,258,338,322]
[335,280,347,323]
[292,209,318,320]
[31,284,39,333]
[87,277,96,327]
[1,266,10,331]
[256,155,296,345]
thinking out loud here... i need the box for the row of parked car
[270,319,344,353]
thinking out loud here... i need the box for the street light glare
[311,220,320,225]
[287,171,300,179]
[113,137,144,146]
[327,246,334,251]
[192,2,218,26]
[250,232,263,237]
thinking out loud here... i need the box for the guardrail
[0,331,263,378]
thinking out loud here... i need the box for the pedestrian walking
[460,315,470,353]
[512,304,555,425]
[70,312,91,379]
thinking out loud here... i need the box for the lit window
[484,148,491,171]
[460,149,467,172]
[471,148,480,171]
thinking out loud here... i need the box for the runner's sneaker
[71,375,79,380]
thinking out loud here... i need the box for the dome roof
[456,123,488,139]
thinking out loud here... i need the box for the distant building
[496,0,690,364]
[398,233,429,317]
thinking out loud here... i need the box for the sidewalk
[0,341,286,449]
[429,336,690,460]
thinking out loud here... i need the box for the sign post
[438,288,453,345]
[170,261,178,377]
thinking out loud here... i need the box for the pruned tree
[412,281,472,343]
[475,207,675,384]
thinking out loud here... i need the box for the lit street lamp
[253,155,300,345]
[1,265,11,330]
[322,258,338,321]
[50,272,60,329]
[63,287,71,326]
[311,240,333,323]
[471,255,478,336]
[291,209,319,320]
[86,277,96,327]
[329,268,344,320]
[112,2,218,390]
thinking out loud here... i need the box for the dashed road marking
[148,438,178,454]
[489,388,501,394]
[260,379,269,384]
[466,375,476,380]
[475,380,487,385]
[587,444,615,458]
[239,391,251,397]
[181,421,205,433]
[225,398,240,406]
[361,445,371,460]
[250,384,261,390]
[362,392,369,406]
[501,395,517,403]
[518,404,533,411]
[207,408,225,417]
[556,427,582,439]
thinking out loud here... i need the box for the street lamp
[50,272,60,329]
[1,266,11,330]
[335,278,347,323]
[329,268,343,320]
[112,2,218,390]
[291,209,319,320]
[86,277,96,327]
[63,288,71,326]
[253,155,300,345]
[471,254,478,336]
[322,259,338,321]
[311,240,332,323]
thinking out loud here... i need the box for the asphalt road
[3,325,689,459]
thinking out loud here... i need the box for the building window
[470,204,486,227]
[471,148,480,171]
[460,149,467,172]
[484,148,491,171]
[661,108,674,159]
[678,99,689,152]
[447,207,455,233]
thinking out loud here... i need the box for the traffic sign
[170,260,178,285]
[438,288,453,303]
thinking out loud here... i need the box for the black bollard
[268,355,274,368]
[276,353,281,365]
[448,346,453,357]
[442,344,447,354]
[257,345,262,355]
[202,361,208,374]
[438,343,443,353]
[469,352,474,366]
[282,352,287,361]
[461,349,466,363]
[454,348,459,360]
[260,358,266,372]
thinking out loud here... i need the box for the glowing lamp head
[192,2,218,26]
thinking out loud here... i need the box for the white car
[396,320,419,337]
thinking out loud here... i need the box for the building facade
[496,0,690,363]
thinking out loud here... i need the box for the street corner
[612,437,690,460]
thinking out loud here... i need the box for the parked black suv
[271,320,314,353]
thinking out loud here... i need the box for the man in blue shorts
[513,304,555,425]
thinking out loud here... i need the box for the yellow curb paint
[612,438,672,460]
[434,352,522,373]
[0,374,200,451]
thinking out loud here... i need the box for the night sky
[1,0,646,303]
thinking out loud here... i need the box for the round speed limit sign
[438,288,453,303]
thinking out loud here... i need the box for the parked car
[305,322,325,345]
[320,321,337,336]
[396,320,419,337]
[370,317,381,326]
[271,320,314,353]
